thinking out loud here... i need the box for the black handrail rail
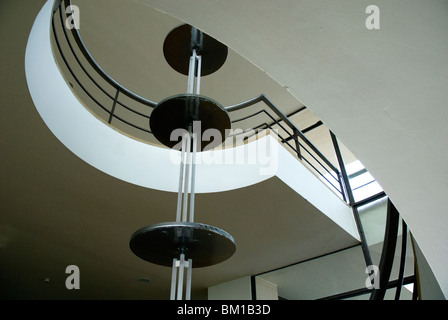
[331,131,373,269]
[51,0,345,200]
[227,94,340,175]
[63,0,157,108]
[370,199,400,300]
[394,219,408,300]
[52,4,153,134]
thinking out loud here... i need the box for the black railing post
[108,88,120,124]
[394,219,408,300]
[292,129,302,160]
[330,131,374,271]
[370,199,400,300]
[227,95,345,197]
[337,171,348,203]
[250,276,257,300]
[412,261,419,300]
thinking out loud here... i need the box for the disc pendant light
[130,24,235,300]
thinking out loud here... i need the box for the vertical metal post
[170,255,193,300]
[170,29,203,301]
[187,50,197,94]
[182,134,192,222]
[412,261,419,300]
[176,135,188,222]
[292,129,302,160]
[370,199,399,300]
[196,55,202,95]
[338,171,348,203]
[329,132,352,205]
[394,220,408,300]
[108,88,120,124]
[177,253,185,300]
[172,132,196,300]
[189,132,197,222]
[330,131,374,270]
[250,276,257,300]
[170,258,178,300]
[185,259,193,300]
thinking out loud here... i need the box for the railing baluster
[370,199,400,300]
[108,88,120,124]
[63,0,157,108]
[394,219,408,300]
[53,2,357,202]
[292,129,302,160]
[331,131,374,271]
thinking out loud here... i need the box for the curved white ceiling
[25,1,274,194]
[137,0,448,297]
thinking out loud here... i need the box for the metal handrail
[51,0,346,200]
[370,199,400,300]
[227,94,339,175]
[62,0,157,107]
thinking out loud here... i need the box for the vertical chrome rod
[176,134,188,222]
[189,132,197,222]
[170,258,178,300]
[187,49,197,94]
[195,55,202,95]
[185,259,193,300]
[177,253,185,300]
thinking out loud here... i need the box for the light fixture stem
[195,55,202,95]
[185,259,193,300]
[171,33,204,300]
[170,258,178,300]
[189,132,197,222]
[187,49,197,94]
[177,253,185,300]
[181,136,191,222]
[176,134,188,222]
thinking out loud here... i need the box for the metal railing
[51,0,347,202]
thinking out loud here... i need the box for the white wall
[208,276,279,300]
[208,276,252,300]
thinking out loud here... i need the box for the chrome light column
[130,24,235,300]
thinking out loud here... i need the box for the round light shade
[163,24,228,76]
[149,94,231,150]
[129,222,236,268]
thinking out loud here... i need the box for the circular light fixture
[130,24,235,300]
[163,24,228,76]
[150,94,230,151]
[130,222,236,268]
